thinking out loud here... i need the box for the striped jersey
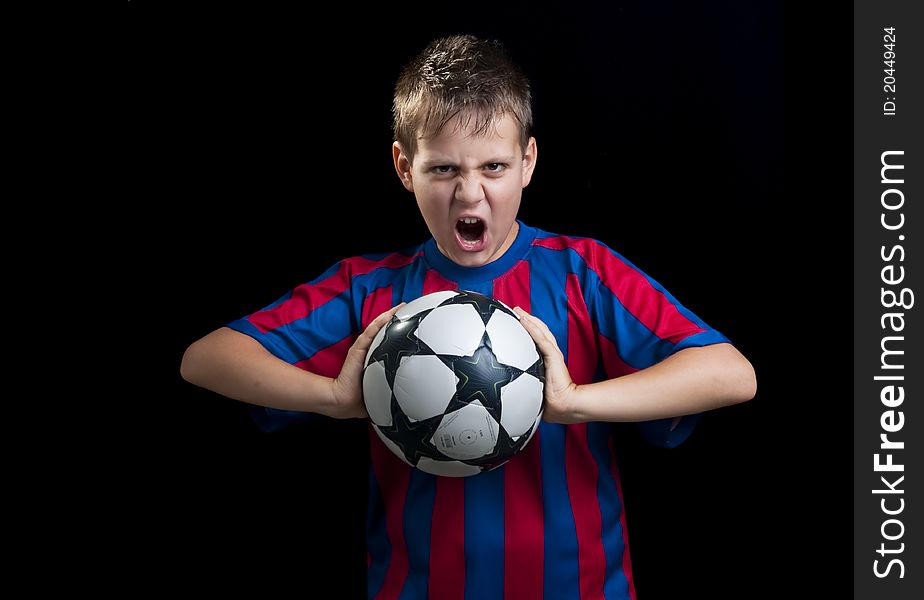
[227,221,729,599]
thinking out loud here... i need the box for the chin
[440,245,487,266]
[454,253,493,267]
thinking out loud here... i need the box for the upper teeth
[460,217,479,224]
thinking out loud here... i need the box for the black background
[112,2,851,597]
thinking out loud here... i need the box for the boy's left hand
[513,307,581,424]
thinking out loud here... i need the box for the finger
[515,307,555,342]
[369,303,405,333]
[355,303,405,350]
[528,314,559,347]
[514,307,559,356]
[513,306,531,322]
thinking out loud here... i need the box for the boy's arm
[565,343,754,424]
[180,305,401,419]
[514,307,756,424]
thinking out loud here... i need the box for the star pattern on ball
[363,290,546,477]
[439,290,515,326]
[367,312,435,388]
[379,409,444,465]
[446,343,520,423]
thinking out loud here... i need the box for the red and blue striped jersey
[227,221,730,599]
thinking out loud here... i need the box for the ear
[521,136,538,188]
[392,142,414,192]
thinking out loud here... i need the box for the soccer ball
[362,290,545,477]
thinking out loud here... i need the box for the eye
[431,165,456,174]
[485,163,507,173]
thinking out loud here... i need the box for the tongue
[458,221,484,242]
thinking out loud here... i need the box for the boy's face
[393,113,537,268]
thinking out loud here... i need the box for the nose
[454,173,485,205]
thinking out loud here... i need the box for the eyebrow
[419,156,517,169]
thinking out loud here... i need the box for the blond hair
[393,35,532,163]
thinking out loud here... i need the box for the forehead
[415,113,521,162]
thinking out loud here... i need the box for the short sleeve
[226,260,358,432]
[587,241,730,447]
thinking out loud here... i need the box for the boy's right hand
[328,303,405,419]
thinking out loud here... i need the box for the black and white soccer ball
[363,290,545,477]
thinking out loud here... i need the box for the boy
[181,35,756,599]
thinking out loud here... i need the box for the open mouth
[455,217,487,251]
